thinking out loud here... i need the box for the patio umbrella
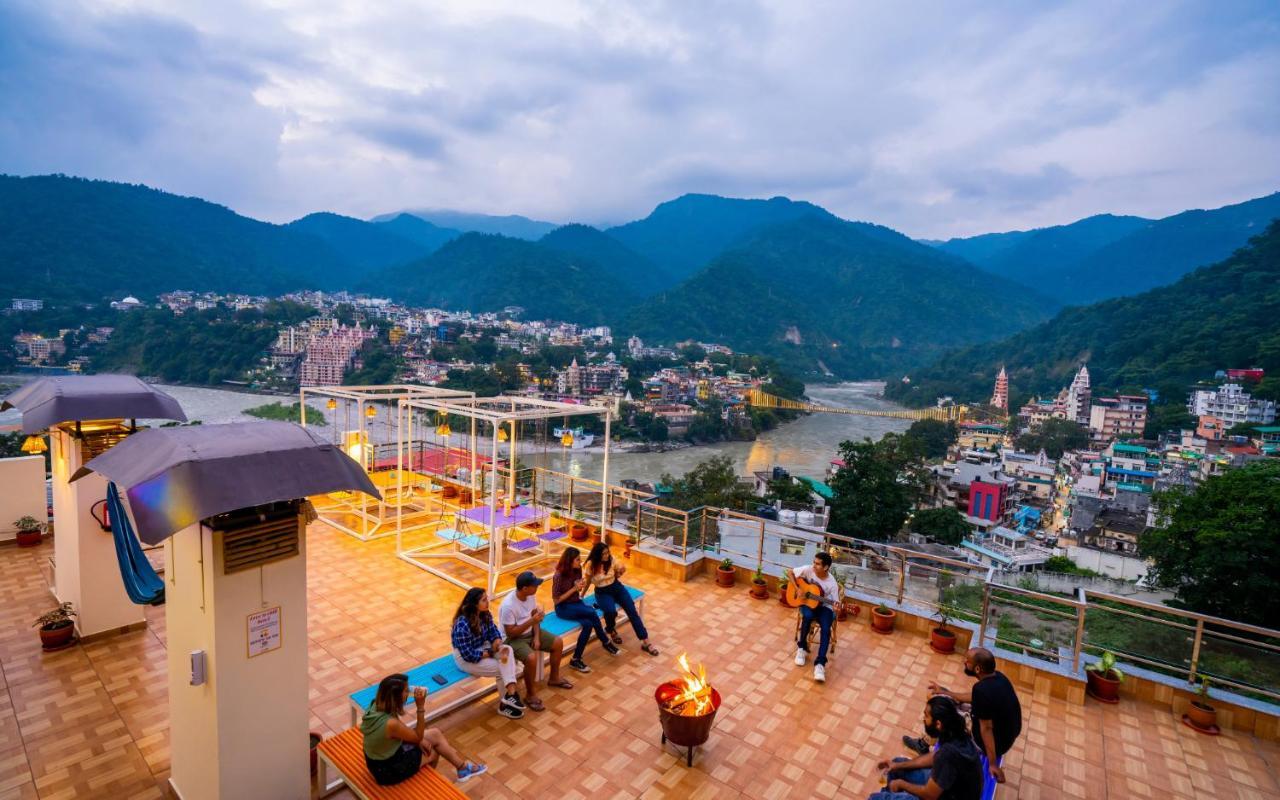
[1,374,187,434]
[71,421,380,545]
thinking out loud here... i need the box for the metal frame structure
[395,394,612,595]
[299,385,474,541]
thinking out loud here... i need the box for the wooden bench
[347,587,646,725]
[317,727,467,800]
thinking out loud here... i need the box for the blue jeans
[555,600,611,660]
[867,758,927,800]
[593,581,648,641]
[798,605,834,666]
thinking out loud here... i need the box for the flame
[667,652,713,716]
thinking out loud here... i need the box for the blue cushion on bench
[349,653,470,712]
[540,587,646,637]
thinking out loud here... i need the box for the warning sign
[247,607,282,658]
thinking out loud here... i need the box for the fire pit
[655,654,722,767]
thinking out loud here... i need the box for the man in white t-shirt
[787,552,840,683]
[499,571,572,712]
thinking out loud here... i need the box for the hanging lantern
[365,405,377,419]
[561,429,574,447]
[20,434,47,454]
[326,397,337,410]
[436,414,451,437]
[497,424,509,443]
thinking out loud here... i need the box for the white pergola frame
[396,394,613,595]
[299,384,474,541]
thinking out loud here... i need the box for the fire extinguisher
[90,499,111,532]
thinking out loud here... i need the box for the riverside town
[1,4,1278,800]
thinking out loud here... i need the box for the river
[1,379,911,484]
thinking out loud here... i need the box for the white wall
[1066,545,1151,582]
[0,455,46,543]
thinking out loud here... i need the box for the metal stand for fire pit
[655,682,722,767]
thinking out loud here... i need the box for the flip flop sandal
[548,678,574,689]
[641,643,660,657]
[525,697,546,712]
[609,631,623,645]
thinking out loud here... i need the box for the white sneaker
[794,647,807,666]
[814,665,826,683]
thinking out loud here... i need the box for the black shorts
[366,742,422,785]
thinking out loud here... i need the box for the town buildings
[1187,382,1276,426]
[1088,394,1148,443]
[989,366,1008,412]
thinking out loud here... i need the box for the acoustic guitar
[786,573,844,611]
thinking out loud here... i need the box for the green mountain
[607,194,834,282]
[372,213,461,252]
[373,209,557,240]
[286,212,432,270]
[622,215,1051,377]
[0,174,351,299]
[538,224,676,297]
[886,221,1280,407]
[936,214,1150,285]
[369,233,637,325]
[935,193,1280,304]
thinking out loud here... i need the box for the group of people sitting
[360,542,658,785]
[868,648,1023,800]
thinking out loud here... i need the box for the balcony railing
[520,465,1280,707]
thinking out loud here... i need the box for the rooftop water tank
[779,509,798,523]
[797,510,815,526]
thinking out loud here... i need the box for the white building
[1187,383,1276,426]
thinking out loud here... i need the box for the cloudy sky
[2,1,1277,238]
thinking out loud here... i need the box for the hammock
[107,482,165,605]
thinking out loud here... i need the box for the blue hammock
[107,482,165,605]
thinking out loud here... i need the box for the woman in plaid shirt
[451,587,524,719]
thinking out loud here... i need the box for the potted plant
[777,576,791,606]
[14,515,45,548]
[871,601,896,634]
[749,566,769,600]
[1085,651,1124,704]
[623,533,636,558]
[1185,676,1218,734]
[33,602,77,651]
[716,557,736,587]
[569,513,590,542]
[930,604,958,654]
[834,573,849,621]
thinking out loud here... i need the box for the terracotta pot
[16,529,42,547]
[871,607,896,634]
[1186,701,1218,732]
[716,566,736,587]
[309,732,323,777]
[441,485,459,499]
[569,523,589,542]
[778,590,792,606]
[459,489,473,504]
[589,529,602,546]
[38,621,75,651]
[930,627,957,654]
[1085,669,1122,703]
[749,580,768,600]
[624,540,634,559]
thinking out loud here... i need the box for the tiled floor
[1,527,1279,799]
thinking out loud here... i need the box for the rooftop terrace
[1,525,1278,799]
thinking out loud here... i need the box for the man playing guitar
[787,552,841,683]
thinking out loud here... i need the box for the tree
[910,507,970,546]
[1145,403,1195,439]
[1015,417,1089,459]
[827,434,926,541]
[903,419,958,460]
[1140,461,1280,626]
[766,477,813,505]
[660,455,755,511]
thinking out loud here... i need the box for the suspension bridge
[745,388,975,422]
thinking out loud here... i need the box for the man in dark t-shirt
[926,648,1022,784]
[872,696,982,800]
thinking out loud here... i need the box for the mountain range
[2,172,1277,380]
[888,221,1280,407]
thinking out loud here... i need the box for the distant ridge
[371,209,557,240]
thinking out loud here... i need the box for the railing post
[680,510,689,560]
[1188,618,1205,684]
[1072,587,1087,674]
[567,476,574,519]
[757,517,766,574]
[978,583,992,648]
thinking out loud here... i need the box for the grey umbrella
[71,421,380,545]
[1,374,187,434]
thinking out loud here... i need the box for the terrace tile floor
[1,525,1278,799]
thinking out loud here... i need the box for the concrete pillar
[164,515,310,800]
[50,427,146,638]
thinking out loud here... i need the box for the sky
[1,0,1278,239]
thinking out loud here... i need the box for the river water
[1,379,910,484]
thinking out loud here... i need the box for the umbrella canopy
[71,421,380,545]
[1,374,187,434]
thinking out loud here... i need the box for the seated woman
[585,542,659,656]
[451,587,525,719]
[551,546,620,672]
[362,673,485,785]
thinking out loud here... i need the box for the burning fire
[662,653,713,716]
